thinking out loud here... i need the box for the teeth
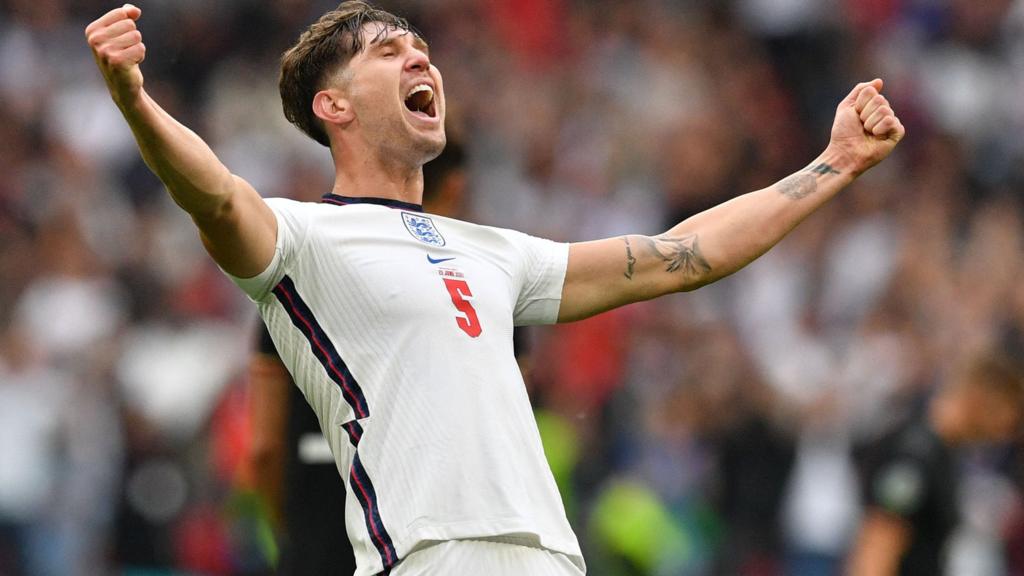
[406,84,434,102]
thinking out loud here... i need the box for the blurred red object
[211,378,252,485]
[536,308,630,412]
[175,504,232,575]
[486,0,567,70]
[845,0,902,33]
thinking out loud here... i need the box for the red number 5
[443,278,482,338]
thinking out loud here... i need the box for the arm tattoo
[639,233,711,278]
[778,163,841,200]
[809,163,841,176]
[778,173,817,200]
[623,236,637,279]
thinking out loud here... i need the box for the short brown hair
[279,1,416,147]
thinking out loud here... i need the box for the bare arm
[245,352,291,530]
[85,5,275,278]
[558,79,904,322]
[846,510,911,576]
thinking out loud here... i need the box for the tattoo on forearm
[639,234,712,278]
[809,163,841,176]
[623,236,637,279]
[778,173,817,200]
[778,163,842,200]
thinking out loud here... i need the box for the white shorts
[391,538,585,576]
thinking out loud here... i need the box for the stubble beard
[373,114,446,170]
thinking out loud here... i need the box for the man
[245,142,467,575]
[85,2,904,574]
[848,353,1024,576]
[248,324,358,575]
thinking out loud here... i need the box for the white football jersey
[228,194,583,575]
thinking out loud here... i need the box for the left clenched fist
[828,79,905,176]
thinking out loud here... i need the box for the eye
[381,50,396,58]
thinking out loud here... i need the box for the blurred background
[2,0,1024,574]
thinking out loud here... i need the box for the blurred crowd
[2,0,1024,574]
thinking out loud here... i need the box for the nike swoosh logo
[427,255,456,264]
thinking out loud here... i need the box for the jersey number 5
[442,278,482,338]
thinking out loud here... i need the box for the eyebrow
[372,32,430,55]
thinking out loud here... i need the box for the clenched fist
[828,79,905,176]
[86,4,145,108]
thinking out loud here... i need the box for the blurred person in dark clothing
[249,326,356,576]
[245,142,468,575]
[715,391,796,575]
[848,353,1024,576]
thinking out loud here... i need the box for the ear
[312,89,355,131]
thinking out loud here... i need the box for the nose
[406,48,430,73]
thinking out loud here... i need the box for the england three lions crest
[402,212,446,247]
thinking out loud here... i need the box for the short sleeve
[224,198,310,301]
[868,459,926,517]
[505,230,569,326]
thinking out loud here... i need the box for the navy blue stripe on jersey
[342,419,396,569]
[272,277,396,569]
[322,193,424,213]
[342,420,364,445]
[271,276,370,419]
[350,452,398,569]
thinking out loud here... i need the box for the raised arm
[558,79,904,322]
[86,4,276,278]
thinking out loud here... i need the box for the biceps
[194,175,277,278]
[558,236,675,322]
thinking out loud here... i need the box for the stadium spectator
[849,353,1024,576]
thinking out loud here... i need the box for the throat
[331,161,426,207]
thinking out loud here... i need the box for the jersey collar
[321,193,424,213]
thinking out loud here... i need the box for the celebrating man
[86,2,904,574]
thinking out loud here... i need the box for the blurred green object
[590,479,690,574]
[226,488,279,569]
[535,409,581,517]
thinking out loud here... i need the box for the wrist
[819,145,863,182]
[113,87,141,111]
[113,85,147,119]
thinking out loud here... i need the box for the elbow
[677,270,718,293]
[189,174,241,224]
[679,278,710,293]
[169,170,238,221]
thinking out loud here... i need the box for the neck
[330,140,424,204]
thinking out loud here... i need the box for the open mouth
[404,84,437,119]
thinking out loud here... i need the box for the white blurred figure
[8,209,126,575]
[0,326,73,576]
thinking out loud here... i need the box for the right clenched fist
[86,4,145,108]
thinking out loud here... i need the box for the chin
[413,131,447,164]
